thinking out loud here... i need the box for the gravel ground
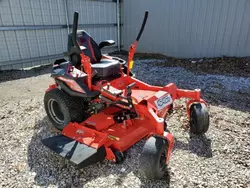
[0,56,250,188]
[130,52,250,78]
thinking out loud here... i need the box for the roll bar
[72,12,81,52]
[127,11,149,75]
[136,11,148,42]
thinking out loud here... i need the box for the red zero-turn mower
[42,11,209,179]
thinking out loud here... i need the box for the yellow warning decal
[129,61,134,69]
[108,135,120,141]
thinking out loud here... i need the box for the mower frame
[43,10,209,178]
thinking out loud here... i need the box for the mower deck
[61,103,156,152]
[102,120,154,151]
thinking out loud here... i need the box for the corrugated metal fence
[2,0,250,70]
[123,0,250,58]
[0,0,118,70]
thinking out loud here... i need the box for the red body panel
[57,76,86,94]
[103,119,155,151]
[130,90,156,103]
[46,84,57,92]
[80,53,92,89]
[82,112,115,131]
[164,132,175,162]
[62,122,108,149]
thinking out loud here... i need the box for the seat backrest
[67,30,102,64]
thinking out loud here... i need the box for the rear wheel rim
[48,99,64,124]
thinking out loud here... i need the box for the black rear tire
[189,103,209,134]
[139,136,168,179]
[44,88,88,130]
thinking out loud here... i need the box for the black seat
[68,30,102,64]
[91,59,121,78]
[67,30,120,78]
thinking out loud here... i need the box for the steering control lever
[125,82,136,98]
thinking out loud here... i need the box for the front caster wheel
[139,136,168,179]
[189,103,209,134]
[113,150,125,164]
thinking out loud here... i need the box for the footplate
[42,135,106,168]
